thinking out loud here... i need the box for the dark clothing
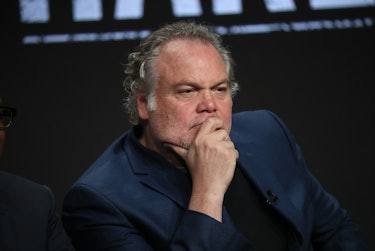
[63,110,368,250]
[0,171,75,251]
[224,167,288,251]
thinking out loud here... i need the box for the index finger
[198,117,225,136]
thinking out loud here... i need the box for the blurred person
[0,97,75,251]
[62,21,367,251]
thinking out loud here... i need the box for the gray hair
[122,20,239,125]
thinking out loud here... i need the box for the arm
[169,117,238,222]
[308,175,368,251]
[63,184,252,251]
[298,160,369,251]
[268,111,368,251]
[62,185,155,251]
[171,210,252,251]
[43,185,76,251]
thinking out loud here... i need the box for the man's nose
[196,90,217,113]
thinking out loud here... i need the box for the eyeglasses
[0,106,17,130]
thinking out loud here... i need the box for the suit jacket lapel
[124,133,192,209]
[137,164,192,210]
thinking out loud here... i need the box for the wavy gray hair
[122,21,239,125]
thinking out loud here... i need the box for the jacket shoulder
[0,171,54,225]
[231,110,298,152]
[69,132,132,191]
[232,110,283,129]
[231,110,285,136]
[0,171,51,201]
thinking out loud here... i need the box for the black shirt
[224,167,289,251]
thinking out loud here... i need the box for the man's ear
[136,92,149,120]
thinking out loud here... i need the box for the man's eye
[178,89,194,95]
[215,86,228,93]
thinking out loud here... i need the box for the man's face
[137,39,233,162]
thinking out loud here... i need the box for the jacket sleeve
[62,184,155,251]
[62,184,252,251]
[43,185,76,251]
[268,111,368,251]
[171,210,252,251]
[306,171,369,251]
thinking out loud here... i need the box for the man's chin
[161,131,195,151]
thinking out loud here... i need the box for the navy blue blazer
[0,171,75,251]
[62,110,367,250]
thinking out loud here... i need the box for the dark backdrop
[1,1,374,249]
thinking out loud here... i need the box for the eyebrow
[174,78,229,87]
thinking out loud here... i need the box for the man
[62,21,367,250]
[0,98,75,251]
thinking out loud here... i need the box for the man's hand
[169,117,238,222]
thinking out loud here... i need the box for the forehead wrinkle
[156,39,228,89]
